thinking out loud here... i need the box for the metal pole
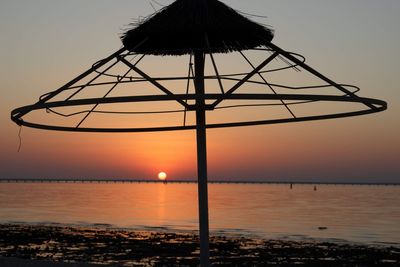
[194,50,210,267]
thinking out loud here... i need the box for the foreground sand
[0,256,100,267]
[0,224,398,266]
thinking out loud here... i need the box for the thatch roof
[121,0,274,55]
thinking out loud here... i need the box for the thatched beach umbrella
[122,1,274,265]
[11,0,386,266]
[121,1,275,265]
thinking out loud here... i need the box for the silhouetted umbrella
[123,2,273,265]
[123,2,274,265]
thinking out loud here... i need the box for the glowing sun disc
[158,172,167,181]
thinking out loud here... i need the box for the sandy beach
[0,224,399,266]
[0,256,101,267]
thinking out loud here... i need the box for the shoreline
[1,224,399,266]
[3,221,397,249]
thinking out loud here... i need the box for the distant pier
[0,179,398,186]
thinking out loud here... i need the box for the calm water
[0,182,399,246]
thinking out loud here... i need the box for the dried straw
[121,0,274,55]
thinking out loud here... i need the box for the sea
[0,182,399,247]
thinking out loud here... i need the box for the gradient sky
[1,0,399,183]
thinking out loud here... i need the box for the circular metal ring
[11,93,387,132]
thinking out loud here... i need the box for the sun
[158,172,167,181]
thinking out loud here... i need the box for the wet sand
[0,256,100,267]
[0,224,399,266]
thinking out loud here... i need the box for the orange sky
[1,1,399,183]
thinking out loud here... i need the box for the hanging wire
[17,126,22,152]
[41,47,362,124]
[42,82,359,119]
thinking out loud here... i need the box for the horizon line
[0,178,399,186]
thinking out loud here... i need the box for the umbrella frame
[10,43,387,267]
